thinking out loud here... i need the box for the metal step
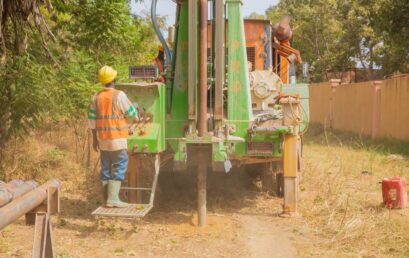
[92,204,153,218]
[92,154,160,219]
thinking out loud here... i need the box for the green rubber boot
[106,180,131,208]
[102,180,108,205]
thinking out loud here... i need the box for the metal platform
[92,154,160,219]
[92,204,153,218]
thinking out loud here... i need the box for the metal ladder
[92,155,160,218]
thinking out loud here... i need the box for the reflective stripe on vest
[95,89,129,139]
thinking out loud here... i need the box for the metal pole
[197,150,207,227]
[3,179,24,189]
[7,180,38,198]
[188,0,197,123]
[198,0,208,137]
[214,0,225,124]
[0,180,38,207]
[0,188,12,207]
[0,179,61,229]
[282,135,298,217]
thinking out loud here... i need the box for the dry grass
[1,122,409,257]
[0,121,272,257]
[299,128,409,257]
[0,120,98,190]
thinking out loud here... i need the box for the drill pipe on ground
[0,180,24,207]
[0,188,12,207]
[3,179,24,189]
[7,180,38,198]
[0,179,61,229]
[0,180,39,207]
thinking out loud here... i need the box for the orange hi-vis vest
[95,89,129,139]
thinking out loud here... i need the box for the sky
[131,0,279,25]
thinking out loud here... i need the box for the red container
[382,177,407,209]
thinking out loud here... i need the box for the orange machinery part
[207,19,271,71]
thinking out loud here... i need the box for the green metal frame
[117,83,166,154]
[166,1,190,160]
[226,0,253,156]
[121,0,310,166]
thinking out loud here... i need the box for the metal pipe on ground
[0,180,39,207]
[3,179,25,189]
[0,179,61,229]
[0,180,24,207]
[198,0,208,137]
[0,188,12,207]
[7,180,38,198]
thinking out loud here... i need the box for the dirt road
[239,215,296,258]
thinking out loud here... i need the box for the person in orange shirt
[88,66,139,208]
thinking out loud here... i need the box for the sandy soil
[3,127,407,257]
[0,170,304,258]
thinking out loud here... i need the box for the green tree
[267,0,354,82]
[0,0,57,63]
[0,0,157,163]
[266,0,408,81]
[375,0,409,75]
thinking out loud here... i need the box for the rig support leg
[282,134,299,217]
[32,212,55,258]
[197,155,207,227]
[127,154,140,204]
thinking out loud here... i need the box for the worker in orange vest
[88,66,139,208]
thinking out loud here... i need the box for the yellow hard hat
[98,65,117,85]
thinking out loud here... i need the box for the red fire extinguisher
[382,177,407,209]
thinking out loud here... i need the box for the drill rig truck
[93,0,309,226]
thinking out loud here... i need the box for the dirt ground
[0,168,304,258]
[1,125,409,257]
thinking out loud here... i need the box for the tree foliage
[266,0,409,82]
[0,0,56,63]
[375,0,409,75]
[0,0,157,149]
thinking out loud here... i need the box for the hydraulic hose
[151,0,172,72]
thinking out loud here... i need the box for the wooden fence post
[371,81,382,139]
[329,79,341,130]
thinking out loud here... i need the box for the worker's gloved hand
[137,107,145,120]
[128,123,137,135]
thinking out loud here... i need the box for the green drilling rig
[92,0,309,226]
